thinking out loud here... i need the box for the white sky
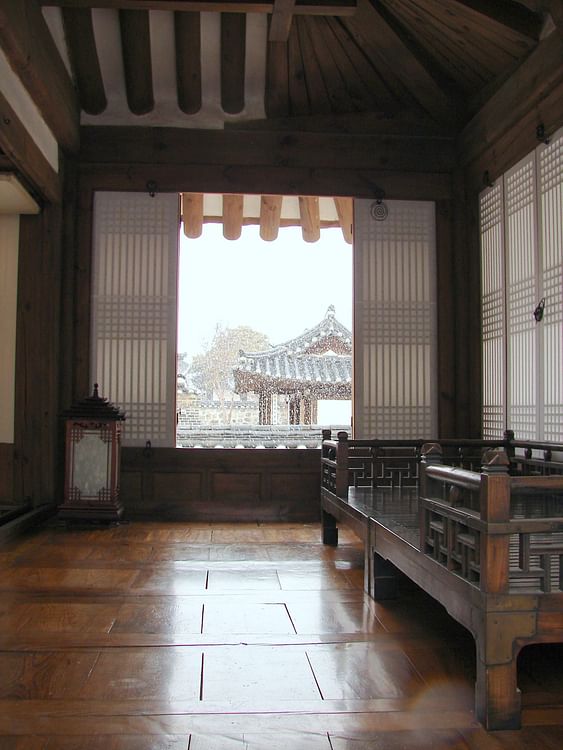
[177,223,353,358]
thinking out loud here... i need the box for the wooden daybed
[320,430,563,730]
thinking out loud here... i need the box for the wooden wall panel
[0,443,14,504]
[120,448,321,522]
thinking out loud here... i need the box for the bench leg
[321,510,338,546]
[475,660,521,730]
[372,551,399,600]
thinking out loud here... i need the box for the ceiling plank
[41,0,357,15]
[265,39,289,117]
[302,17,355,113]
[259,194,283,240]
[287,22,310,115]
[175,12,202,114]
[347,0,460,124]
[221,13,246,114]
[295,17,332,114]
[0,0,79,153]
[223,193,244,239]
[269,0,296,42]
[62,9,107,115]
[447,0,543,40]
[182,192,204,238]
[119,10,154,114]
[0,88,60,203]
[299,195,320,241]
[334,196,353,244]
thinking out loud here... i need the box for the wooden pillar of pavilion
[258,393,272,425]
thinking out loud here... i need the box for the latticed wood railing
[420,444,563,594]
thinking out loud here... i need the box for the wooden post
[335,430,349,499]
[475,447,524,730]
[419,442,443,552]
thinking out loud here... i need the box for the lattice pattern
[539,129,563,442]
[510,532,563,593]
[480,184,506,439]
[91,192,179,447]
[423,509,481,584]
[354,200,437,439]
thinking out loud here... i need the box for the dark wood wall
[3,30,563,520]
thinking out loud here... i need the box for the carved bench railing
[321,429,506,497]
[420,443,563,594]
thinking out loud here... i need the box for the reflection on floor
[0,520,563,748]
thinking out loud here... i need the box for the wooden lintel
[299,195,320,242]
[0,89,60,204]
[259,194,282,240]
[269,0,296,42]
[0,1,80,154]
[182,192,203,238]
[222,193,244,239]
[40,0,357,16]
[79,126,457,173]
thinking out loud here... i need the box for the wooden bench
[320,430,563,730]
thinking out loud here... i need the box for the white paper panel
[480,183,506,438]
[91,192,179,447]
[353,200,437,439]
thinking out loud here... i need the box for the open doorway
[176,195,353,448]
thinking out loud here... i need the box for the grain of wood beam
[223,193,244,239]
[0,0,79,153]
[259,195,283,240]
[182,192,204,238]
[175,12,202,114]
[120,10,154,115]
[334,197,353,244]
[62,8,107,115]
[296,17,332,114]
[299,196,320,242]
[221,13,246,114]
[269,0,296,42]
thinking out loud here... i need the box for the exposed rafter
[175,12,202,114]
[221,13,246,114]
[299,195,320,242]
[120,10,154,115]
[269,0,296,42]
[449,0,543,40]
[61,8,107,115]
[259,195,283,240]
[222,193,244,238]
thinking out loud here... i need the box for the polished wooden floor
[1,520,563,748]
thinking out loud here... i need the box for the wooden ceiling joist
[299,195,321,242]
[182,192,204,238]
[175,12,202,114]
[221,13,246,114]
[222,193,244,239]
[334,197,353,244]
[120,9,154,115]
[62,8,107,115]
[259,195,283,240]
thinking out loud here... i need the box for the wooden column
[258,393,272,425]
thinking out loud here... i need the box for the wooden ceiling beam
[221,13,246,114]
[62,8,107,115]
[259,194,283,240]
[175,12,202,114]
[334,196,352,244]
[269,0,296,42]
[182,192,204,238]
[41,0,357,16]
[459,30,563,166]
[447,0,543,40]
[0,89,60,203]
[223,193,244,239]
[299,195,320,242]
[119,10,154,114]
[0,0,79,153]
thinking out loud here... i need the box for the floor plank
[0,520,562,747]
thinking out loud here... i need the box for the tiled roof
[234,307,352,394]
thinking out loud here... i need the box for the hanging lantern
[59,384,126,522]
